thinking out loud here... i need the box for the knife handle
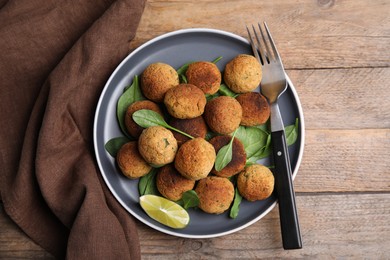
[271,130,302,250]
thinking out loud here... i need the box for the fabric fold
[0,0,146,258]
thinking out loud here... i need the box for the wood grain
[137,194,390,259]
[296,129,390,192]
[2,194,389,259]
[288,68,390,129]
[131,0,390,69]
[1,0,389,258]
[0,204,54,259]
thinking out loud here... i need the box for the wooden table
[1,0,389,258]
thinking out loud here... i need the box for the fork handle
[271,130,302,250]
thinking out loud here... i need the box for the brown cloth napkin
[0,0,146,258]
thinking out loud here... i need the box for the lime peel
[139,195,190,229]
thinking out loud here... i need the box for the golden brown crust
[209,135,246,178]
[138,126,178,167]
[169,116,208,146]
[141,63,179,102]
[237,164,274,201]
[174,138,216,180]
[116,142,152,179]
[236,92,270,126]
[164,84,206,119]
[195,176,234,214]
[204,96,242,134]
[186,61,221,95]
[223,54,262,93]
[156,164,196,201]
[125,100,163,138]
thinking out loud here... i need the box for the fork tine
[262,22,281,62]
[246,25,262,65]
[258,22,273,63]
[251,24,266,65]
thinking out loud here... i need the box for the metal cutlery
[247,22,302,250]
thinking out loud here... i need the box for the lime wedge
[139,194,190,229]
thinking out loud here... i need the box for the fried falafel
[164,84,206,119]
[116,142,152,179]
[156,164,196,201]
[174,137,216,180]
[125,100,163,138]
[186,61,221,95]
[209,135,246,178]
[236,92,270,126]
[138,126,178,167]
[195,176,235,214]
[204,96,242,134]
[141,63,179,102]
[169,116,208,146]
[224,54,262,93]
[237,164,274,201]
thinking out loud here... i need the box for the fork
[247,22,302,250]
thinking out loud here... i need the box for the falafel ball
[174,137,216,180]
[237,164,274,201]
[236,92,270,126]
[116,142,152,179]
[125,100,163,138]
[164,84,206,119]
[186,61,221,95]
[224,54,262,93]
[156,164,196,201]
[204,96,242,134]
[169,116,208,146]
[141,63,179,102]
[209,135,246,178]
[138,126,178,167]
[195,176,234,214]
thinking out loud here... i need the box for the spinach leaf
[117,75,144,136]
[218,84,238,97]
[215,129,237,171]
[235,126,269,158]
[285,118,299,146]
[212,56,223,64]
[177,62,192,83]
[205,92,220,101]
[138,168,159,196]
[104,136,131,157]
[178,190,200,210]
[229,187,242,219]
[132,109,194,139]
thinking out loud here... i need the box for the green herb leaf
[205,92,220,101]
[285,118,299,146]
[132,109,168,128]
[215,129,237,171]
[178,190,200,210]
[177,62,192,84]
[212,56,223,64]
[104,137,131,157]
[132,109,194,139]
[138,168,159,196]
[117,75,144,136]
[230,187,242,219]
[218,84,237,97]
[235,126,269,158]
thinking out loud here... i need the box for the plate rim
[93,28,305,238]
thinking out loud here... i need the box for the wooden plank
[296,129,390,192]
[131,0,390,69]
[138,193,390,259]
[3,194,389,258]
[0,204,54,259]
[288,67,390,130]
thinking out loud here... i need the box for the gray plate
[93,28,305,238]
